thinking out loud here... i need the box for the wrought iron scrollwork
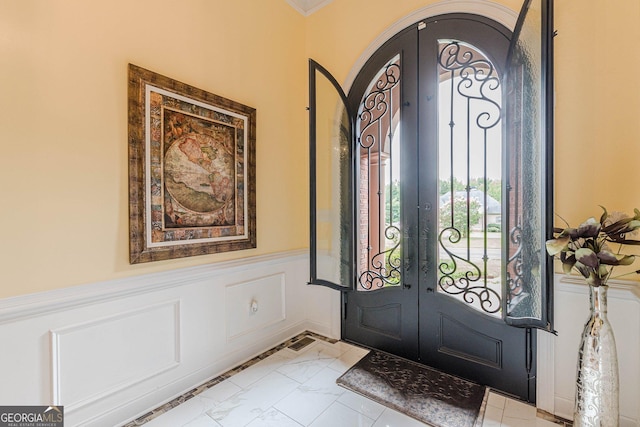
[436,41,503,315]
[438,42,501,131]
[357,57,403,291]
[506,225,525,310]
[358,63,401,149]
[438,228,501,313]
[359,225,402,290]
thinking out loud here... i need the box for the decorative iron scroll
[357,57,402,290]
[436,41,503,314]
[438,42,501,131]
[438,228,501,314]
[506,225,525,311]
[359,225,402,290]
[358,62,400,149]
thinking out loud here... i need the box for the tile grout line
[122,331,335,426]
[122,331,572,427]
[334,400,377,425]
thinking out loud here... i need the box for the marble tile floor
[124,332,569,427]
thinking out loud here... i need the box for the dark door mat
[336,350,487,427]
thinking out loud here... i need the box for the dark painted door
[310,1,553,405]
[417,15,536,401]
[341,4,553,401]
[342,26,421,363]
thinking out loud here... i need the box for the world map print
[162,108,237,228]
[164,133,234,214]
[147,90,246,244]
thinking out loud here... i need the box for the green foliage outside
[379,177,499,287]
[487,223,501,232]
[384,178,501,229]
[439,197,482,238]
[385,180,401,225]
[439,178,501,202]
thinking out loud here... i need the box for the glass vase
[574,284,619,427]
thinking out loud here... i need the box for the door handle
[420,226,429,278]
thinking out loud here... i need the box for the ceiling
[285,0,333,16]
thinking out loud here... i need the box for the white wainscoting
[225,273,286,341]
[0,250,340,427]
[550,275,640,426]
[3,257,638,426]
[50,300,181,413]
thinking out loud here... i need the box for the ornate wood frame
[128,64,256,263]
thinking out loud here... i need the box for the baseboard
[301,319,338,340]
[554,396,573,421]
[536,329,555,413]
[99,321,319,427]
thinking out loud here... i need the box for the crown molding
[286,0,333,16]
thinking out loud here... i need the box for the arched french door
[309,1,553,403]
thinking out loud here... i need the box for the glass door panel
[355,55,403,290]
[309,60,353,289]
[504,0,554,330]
[436,40,503,316]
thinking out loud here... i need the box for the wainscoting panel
[225,274,286,341]
[50,301,180,412]
[0,251,340,427]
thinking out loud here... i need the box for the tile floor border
[123,331,336,426]
[537,409,573,426]
[123,331,573,427]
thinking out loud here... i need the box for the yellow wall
[554,0,640,221]
[554,0,640,279]
[0,0,308,298]
[2,0,640,299]
[306,0,640,275]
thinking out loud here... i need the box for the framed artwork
[128,64,256,264]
